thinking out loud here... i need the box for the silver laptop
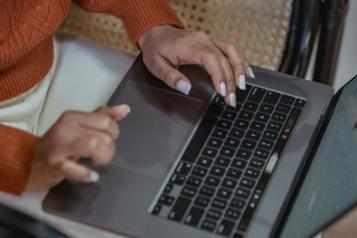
[43,55,357,238]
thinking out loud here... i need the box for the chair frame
[280,0,350,85]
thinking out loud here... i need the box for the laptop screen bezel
[273,75,357,238]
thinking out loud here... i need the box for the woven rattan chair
[58,0,349,85]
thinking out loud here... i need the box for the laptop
[43,55,357,238]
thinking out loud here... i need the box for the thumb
[145,55,192,95]
[95,105,131,122]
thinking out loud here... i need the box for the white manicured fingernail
[113,104,131,114]
[229,93,236,107]
[220,82,227,97]
[238,75,246,90]
[248,67,255,79]
[176,80,192,95]
[88,171,99,182]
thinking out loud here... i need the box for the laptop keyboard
[150,84,305,237]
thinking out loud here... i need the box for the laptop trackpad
[110,81,204,178]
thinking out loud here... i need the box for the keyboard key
[210,166,226,177]
[230,128,245,139]
[187,176,202,187]
[236,87,251,103]
[195,196,210,207]
[205,176,221,187]
[197,156,213,168]
[276,103,291,114]
[236,148,252,160]
[245,168,260,179]
[294,98,306,108]
[184,207,204,227]
[227,168,242,180]
[250,121,265,132]
[259,139,274,150]
[263,130,278,141]
[215,156,231,167]
[248,87,266,103]
[164,184,173,194]
[212,128,227,139]
[244,101,259,112]
[272,112,287,123]
[217,188,232,200]
[224,137,240,148]
[249,158,265,169]
[181,115,217,163]
[231,159,247,170]
[267,121,283,131]
[159,195,175,206]
[222,178,237,190]
[241,139,256,150]
[217,219,235,236]
[202,147,218,158]
[241,178,255,189]
[234,233,244,238]
[246,130,261,141]
[220,146,235,157]
[221,110,237,121]
[206,209,222,220]
[152,204,162,215]
[207,104,223,117]
[217,119,232,130]
[259,103,274,114]
[230,198,245,210]
[181,187,197,197]
[213,95,226,107]
[234,119,250,130]
[207,137,223,148]
[212,198,227,210]
[192,166,208,177]
[176,162,193,175]
[238,110,254,121]
[280,95,295,105]
[201,219,217,232]
[254,148,270,160]
[225,209,241,220]
[170,173,185,185]
[236,188,250,199]
[200,186,215,197]
[255,112,270,123]
[168,197,191,222]
[263,91,280,104]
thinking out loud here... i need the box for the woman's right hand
[26,105,130,192]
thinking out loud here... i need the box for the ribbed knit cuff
[0,124,39,195]
[109,0,183,45]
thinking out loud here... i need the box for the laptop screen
[280,76,357,238]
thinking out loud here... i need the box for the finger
[215,41,250,90]
[144,55,192,95]
[76,112,119,139]
[95,105,131,122]
[68,134,115,166]
[60,160,99,183]
[216,53,236,107]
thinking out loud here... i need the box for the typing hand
[26,105,130,192]
[138,25,255,107]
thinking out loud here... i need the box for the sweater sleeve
[0,124,38,195]
[72,0,183,44]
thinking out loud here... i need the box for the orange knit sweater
[0,0,182,195]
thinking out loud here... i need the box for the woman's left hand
[138,25,255,108]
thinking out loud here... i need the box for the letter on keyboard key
[168,197,191,222]
[217,219,235,236]
[184,207,204,227]
[201,219,217,232]
[263,91,280,105]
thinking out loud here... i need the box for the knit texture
[0,0,182,195]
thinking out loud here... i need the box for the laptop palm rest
[109,80,204,178]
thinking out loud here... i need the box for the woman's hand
[139,25,255,107]
[26,105,130,192]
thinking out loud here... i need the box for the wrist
[138,25,176,50]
